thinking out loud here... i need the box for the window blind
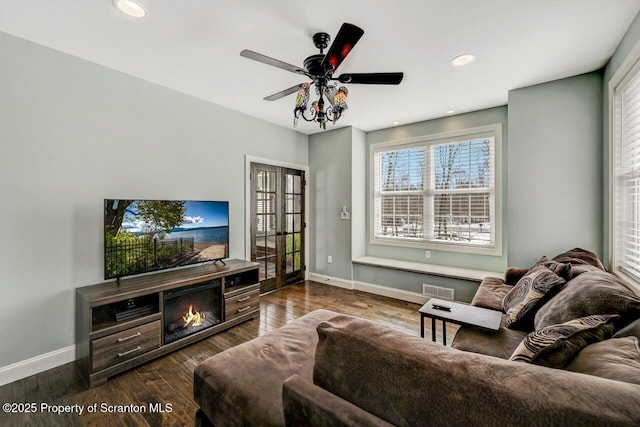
[617,63,640,280]
[374,146,426,239]
[430,138,494,244]
[373,135,495,249]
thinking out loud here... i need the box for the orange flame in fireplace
[182,305,205,328]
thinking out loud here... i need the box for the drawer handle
[117,332,142,343]
[118,346,142,358]
[237,295,251,303]
[236,306,251,314]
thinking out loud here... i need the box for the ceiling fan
[240,23,404,129]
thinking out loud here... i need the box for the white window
[612,53,640,283]
[371,125,502,255]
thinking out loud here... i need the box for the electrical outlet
[425,250,431,259]
[328,256,333,264]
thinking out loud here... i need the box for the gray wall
[354,264,478,303]
[308,127,353,279]
[0,32,308,367]
[351,127,367,260]
[507,72,603,267]
[603,12,640,266]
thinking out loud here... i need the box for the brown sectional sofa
[194,249,640,426]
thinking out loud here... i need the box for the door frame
[245,155,309,282]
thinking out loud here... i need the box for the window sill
[352,256,503,282]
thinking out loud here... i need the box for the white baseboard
[0,345,76,387]
[308,272,354,290]
[308,272,428,304]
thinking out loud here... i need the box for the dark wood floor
[0,281,458,426]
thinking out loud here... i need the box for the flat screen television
[104,199,229,280]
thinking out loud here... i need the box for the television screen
[104,199,229,280]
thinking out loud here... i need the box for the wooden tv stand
[76,259,260,388]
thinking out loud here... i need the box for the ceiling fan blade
[321,23,364,74]
[337,72,404,85]
[240,49,307,75]
[264,84,306,101]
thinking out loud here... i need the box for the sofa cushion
[504,267,529,286]
[534,269,640,330]
[565,337,640,385]
[282,374,394,427]
[451,322,528,359]
[552,247,605,271]
[193,309,339,427]
[471,277,512,311]
[313,315,640,427]
[510,314,618,368]
[502,265,566,330]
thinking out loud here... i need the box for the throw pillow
[504,257,572,285]
[534,269,640,330]
[535,256,573,282]
[564,337,640,385]
[509,314,619,368]
[502,265,566,331]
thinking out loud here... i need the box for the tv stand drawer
[225,287,260,321]
[91,320,160,372]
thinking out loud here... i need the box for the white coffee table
[419,298,502,344]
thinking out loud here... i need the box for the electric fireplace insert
[163,279,222,344]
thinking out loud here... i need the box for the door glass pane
[294,195,301,213]
[266,213,276,236]
[256,171,265,192]
[286,253,293,274]
[293,175,301,193]
[286,214,294,233]
[265,256,276,280]
[293,233,301,251]
[294,214,301,232]
[286,174,294,193]
[294,252,301,270]
[267,171,277,191]
[286,194,294,214]
[266,236,276,255]
[286,234,293,253]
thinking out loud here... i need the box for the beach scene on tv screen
[105,200,229,279]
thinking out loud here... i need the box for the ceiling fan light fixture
[114,0,147,18]
[451,53,476,67]
[241,23,403,130]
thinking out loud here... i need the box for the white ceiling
[1,0,639,135]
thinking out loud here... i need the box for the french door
[250,163,305,293]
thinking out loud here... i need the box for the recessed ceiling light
[114,0,147,18]
[392,121,400,125]
[451,53,476,67]
[446,110,455,115]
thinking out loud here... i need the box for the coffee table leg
[442,321,447,345]
[431,318,436,341]
[420,314,425,338]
